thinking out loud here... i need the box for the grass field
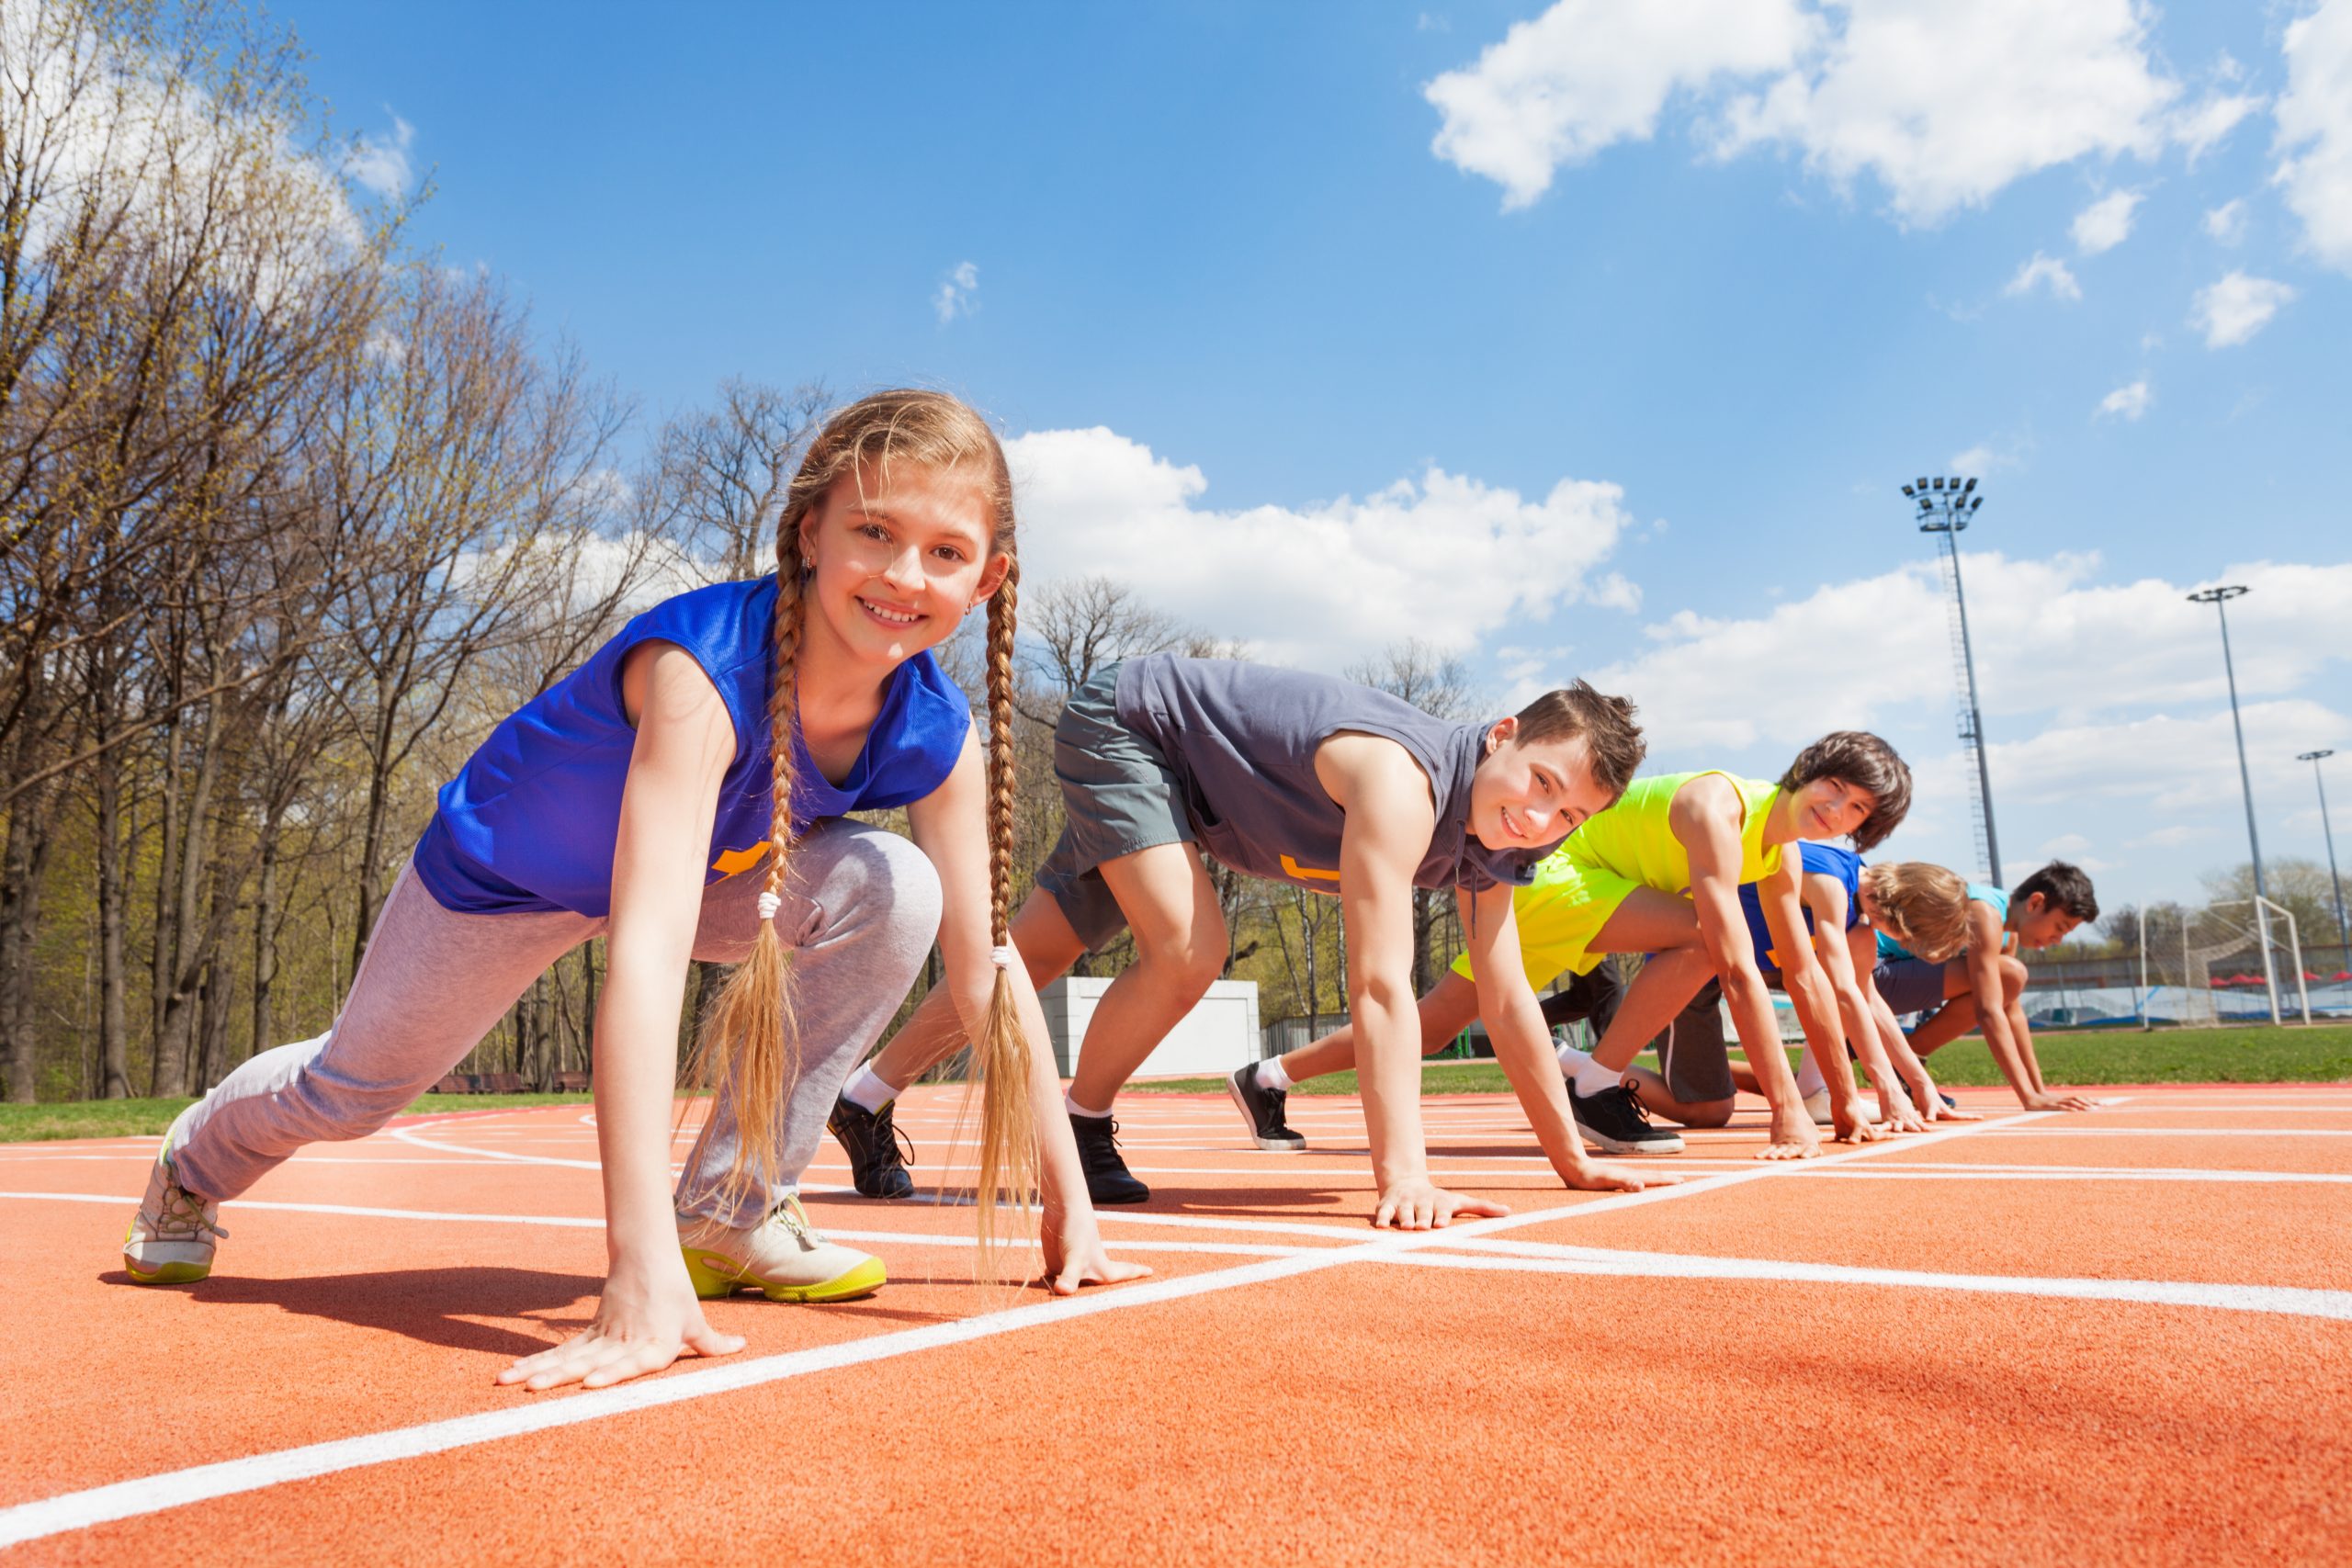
[1132,1021,2352,1098]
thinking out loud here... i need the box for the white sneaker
[123,1136,226,1286]
[1803,1089,1881,1128]
[678,1195,885,1303]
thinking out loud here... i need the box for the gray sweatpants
[171,818,941,1227]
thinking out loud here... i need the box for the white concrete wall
[1035,976,1262,1079]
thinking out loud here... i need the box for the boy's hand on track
[1374,1178,1509,1231]
[2027,1089,2098,1112]
[497,1254,742,1393]
[1757,1115,1822,1160]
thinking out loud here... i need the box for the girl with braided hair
[121,389,1147,1391]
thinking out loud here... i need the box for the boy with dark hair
[1875,860,2099,1111]
[830,656,1676,1224]
[1239,733,1913,1162]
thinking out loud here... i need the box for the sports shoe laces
[145,1179,227,1244]
[772,1193,825,1249]
[1614,1083,1660,1129]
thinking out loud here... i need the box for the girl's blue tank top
[411,577,971,917]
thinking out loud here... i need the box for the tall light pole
[2188,584,2278,1023]
[2299,749,2347,952]
[1902,475,2001,885]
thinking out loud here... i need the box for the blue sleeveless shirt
[1876,881,2007,963]
[411,577,971,917]
[1739,843,1862,981]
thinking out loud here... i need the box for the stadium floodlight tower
[1901,474,2000,885]
[2299,748,2348,951]
[2188,584,2279,1023]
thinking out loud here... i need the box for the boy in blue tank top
[1875,861,2101,1111]
[833,657,1679,1226]
[120,392,1148,1392]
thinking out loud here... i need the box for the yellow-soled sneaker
[677,1195,884,1303]
[122,1148,226,1285]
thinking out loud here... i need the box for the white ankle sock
[842,1064,899,1115]
[1256,1058,1294,1093]
[1066,1090,1114,1121]
[1557,1042,1594,1072]
[1794,1052,1826,1099]
[1571,1056,1622,1098]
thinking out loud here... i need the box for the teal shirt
[1877,882,2008,963]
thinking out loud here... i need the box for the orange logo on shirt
[712,844,769,877]
[1279,853,1340,884]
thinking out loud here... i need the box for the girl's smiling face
[798,460,1005,669]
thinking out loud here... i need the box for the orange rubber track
[3,1080,2347,1564]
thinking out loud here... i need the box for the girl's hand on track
[1042,1227,1154,1295]
[496,1254,743,1392]
[1831,1102,1884,1144]
[1559,1161,1681,1193]
[1373,1178,1509,1231]
[2027,1089,2098,1113]
[1879,1095,1928,1134]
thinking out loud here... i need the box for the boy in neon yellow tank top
[1257,734,1911,1159]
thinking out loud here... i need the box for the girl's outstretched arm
[906,736,1149,1293]
[500,643,746,1391]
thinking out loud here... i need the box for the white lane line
[1977,1127,2352,1137]
[1378,1244,2352,1322]
[0,1192,1306,1260]
[1796,1167,2352,1185]
[0,1108,2042,1550]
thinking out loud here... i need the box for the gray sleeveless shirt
[1113,654,1538,896]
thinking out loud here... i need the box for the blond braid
[691,550,808,1213]
[967,558,1038,1266]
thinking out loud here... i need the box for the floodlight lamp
[1932,477,1945,490]
[1902,484,1915,497]
[1916,476,1929,491]
[1971,495,1984,511]
[1962,477,1976,493]
[2299,749,2336,762]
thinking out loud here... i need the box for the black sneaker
[1226,1065,1307,1152]
[826,1092,915,1201]
[1069,1111,1150,1203]
[1568,1080,1686,1155]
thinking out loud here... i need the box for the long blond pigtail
[690,548,808,1214]
[968,558,1041,1269]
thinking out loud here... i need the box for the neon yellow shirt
[1563,770,1784,892]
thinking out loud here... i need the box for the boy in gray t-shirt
[833,654,1677,1227]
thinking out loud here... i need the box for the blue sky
[283,1,2351,920]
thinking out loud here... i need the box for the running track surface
[3,1082,2348,1565]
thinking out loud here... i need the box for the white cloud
[2189,270,2296,346]
[2003,251,2083,300]
[2203,197,2249,244]
[1004,427,1638,671]
[933,260,979,324]
[343,114,415,199]
[1424,0,1812,209]
[1714,0,2180,225]
[2071,188,2143,253]
[2172,90,2264,162]
[1947,439,2026,475]
[1580,553,2352,752]
[2273,0,2352,272]
[2097,378,2152,420]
